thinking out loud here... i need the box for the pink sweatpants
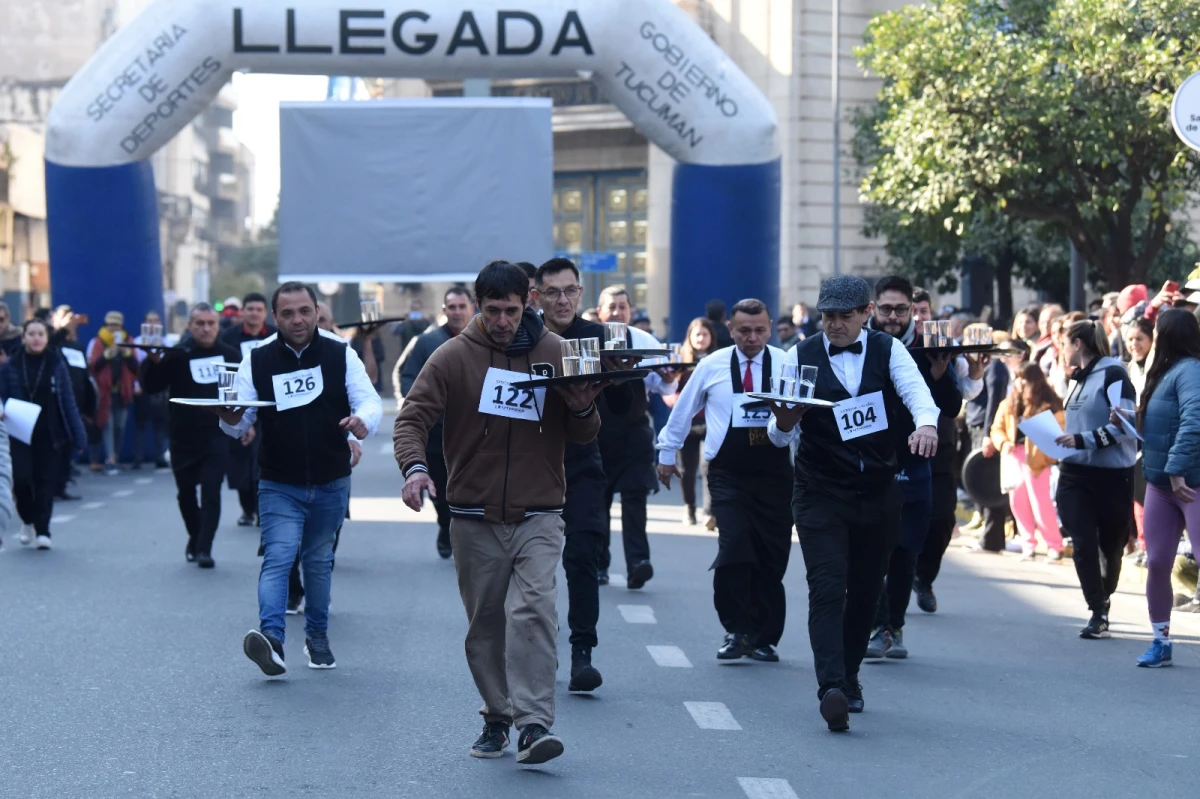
[1142,482,1200,623]
[1008,444,1064,554]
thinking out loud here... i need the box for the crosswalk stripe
[617,604,656,624]
[135,478,153,485]
[112,490,134,498]
[737,778,799,799]
[607,573,628,588]
[646,645,692,668]
[49,515,76,524]
[684,701,741,730]
[81,502,105,510]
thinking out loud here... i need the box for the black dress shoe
[237,514,255,527]
[717,633,752,660]
[820,688,850,732]
[749,645,779,662]
[185,540,197,563]
[597,568,609,586]
[196,553,215,569]
[845,681,864,714]
[436,527,453,559]
[568,647,603,692]
[913,578,938,613]
[627,560,654,590]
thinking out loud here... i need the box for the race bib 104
[189,356,225,385]
[834,390,888,442]
[478,368,547,422]
[272,367,324,411]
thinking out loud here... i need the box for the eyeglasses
[539,286,582,301]
[877,304,911,318]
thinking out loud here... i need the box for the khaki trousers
[450,514,565,730]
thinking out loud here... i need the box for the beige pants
[450,514,565,730]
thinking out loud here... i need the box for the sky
[231,74,329,228]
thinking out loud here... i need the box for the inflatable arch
[46,0,779,340]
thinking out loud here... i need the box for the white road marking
[737,778,799,799]
[617,604,656,624]
[646,645,692,668]
[684,701,741,731]
[49,515,76,524]
[607,573,628,588]
[135,478,153,485]
[81,502,105,510]
[112,490,135,498]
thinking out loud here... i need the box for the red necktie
[743,360,754,392]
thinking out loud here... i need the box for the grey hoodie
[1060,355,1137,470]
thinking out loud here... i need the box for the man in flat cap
[766,274,939,733]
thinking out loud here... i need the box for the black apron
[708,348,793,571]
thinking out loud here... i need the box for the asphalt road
[2,434,1197,799]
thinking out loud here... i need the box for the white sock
[1153,621,1170,642]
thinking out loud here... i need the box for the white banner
[45,0,777,168]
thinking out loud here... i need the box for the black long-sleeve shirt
[140,342,241,468]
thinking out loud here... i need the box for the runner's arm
[219,358,259,438]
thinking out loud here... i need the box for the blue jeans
[257,477,350,644]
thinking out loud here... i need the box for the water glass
[922,321,938,348]
[141,323,153,341]
[669,343,683,363]
[605,322,627,350]
[936,320,953,346]
[798,365,818,399]
[579,338,602,374]
[771,376,797,398]
[150,323,164,347]
[360,299,381,323]
[560,339,582,377]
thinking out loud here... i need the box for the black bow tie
[829,341,864,356]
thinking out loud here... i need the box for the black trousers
[601,488,651,571]
[1057,465,1134,614]
[916,471,959,587]
[969,425,1010,551]
[237,486,257,518]
[714,563,786,647]
[426,447,451,536]
[794,480,902,698]
[875,474,932,632]
[175,463,223,555]
[562,529,604,649]
[16,438,60,537]
[679,432,708,513]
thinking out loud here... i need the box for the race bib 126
[834,390,888,442]
[478,368,546,422]
[272,367,324,411]
[189,356,224,385]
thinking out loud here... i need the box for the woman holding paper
[1135,309,1200,668]
[1053,320,1138,640]
[989,363,1066,561]
[0,319,87,550]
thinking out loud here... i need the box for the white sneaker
[34,535,52,550]
[18,524,34,545]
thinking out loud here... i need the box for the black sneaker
[185,539,196,563]
[237,514,255,527]
[470,722,510,759]
[568,648,603,692]
[819,688,850,732]
[516,724,564,765]
[749,645,780,662]
[304,635,336,669]
[597,568,609,586]
[885,628,908,659]
[1079,614,1111,639]
[196,553,215,569]
[717,633,752,660]
[243,630,286,676]
[864,628,892,659]
[436,527,453,559]
[913,578,937,613]
[845,680,865,713]
[627,560,654,590]
[286,595,304,616]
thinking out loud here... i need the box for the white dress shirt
[767,330,939,447]
[219,328,382,442]
[656,345,786,466]
[628,326,678,396]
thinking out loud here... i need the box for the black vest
[250,334,352,487]
[793,331,901,488]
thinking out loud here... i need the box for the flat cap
[816,275,871,313]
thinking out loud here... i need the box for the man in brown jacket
[394,261,603,766]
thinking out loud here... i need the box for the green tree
[855,0,1200,290]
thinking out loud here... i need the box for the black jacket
[140,341,241,469]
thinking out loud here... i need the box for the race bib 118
[189,356,224,385]
[478,368,546,422]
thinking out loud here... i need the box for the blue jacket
[1142,357,1200,488]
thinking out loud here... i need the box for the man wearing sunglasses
[863,277,983,664]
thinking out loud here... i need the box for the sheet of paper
[1105,381,1143,440]
[4,398,42,445]
[1017,410,1075,461]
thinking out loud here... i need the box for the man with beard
[766,275,939,732]
[595,285,677,588]
[141,304,241,567]
[220,292,276,527]
[396,286,476,558]
[862,276,982,661]
[657,299,794,663]
[531,257,637,692]
[217,283,381,674]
